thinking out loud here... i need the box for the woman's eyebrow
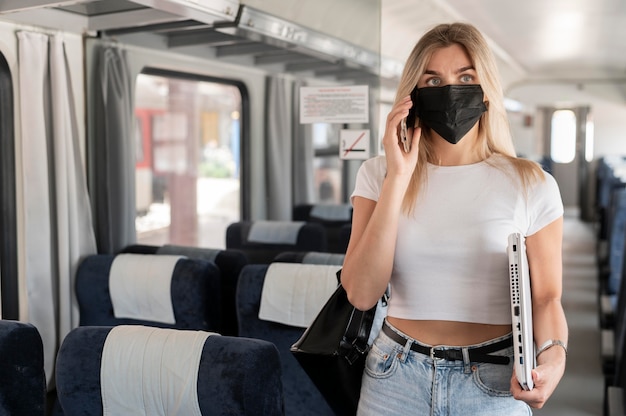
[423,65,475,76]
[456,65,475,73]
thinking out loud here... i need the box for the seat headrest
[100,325,216,416]
[109,254,184,324]
[258,263,339,327]
[157,245,220,262]
[309,204,352,221]
[56,326,285,416]
[247,221,306,244]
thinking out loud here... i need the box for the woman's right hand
[382,95,421,181]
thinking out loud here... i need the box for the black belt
[382,322,511,365]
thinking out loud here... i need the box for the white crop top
[351,155,563,325]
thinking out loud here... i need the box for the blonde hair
[395,22,544,213]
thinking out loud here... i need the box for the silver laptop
[508,232,535,390]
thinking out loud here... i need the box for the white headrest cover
[109,254,183,324]
[101,325,216,416]
[258,263,339,327]
[247,221,305,244]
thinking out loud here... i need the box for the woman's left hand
[510,347,566,408]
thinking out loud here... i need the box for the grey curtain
[265,76,293,220]
[292,81,315,205]
[18,31,97,387]
[92,46,136,253]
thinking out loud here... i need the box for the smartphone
[400,88,418,152]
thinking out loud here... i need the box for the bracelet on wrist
[536,339,567,357]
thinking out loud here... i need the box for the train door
[539,106,593,218]
[134,71,244,249]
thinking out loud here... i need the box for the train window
[312,123,343,203]
[134,73,243,248]
[550,109,577,163]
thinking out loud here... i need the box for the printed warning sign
[300,85,369,124]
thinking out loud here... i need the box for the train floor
[535,207,603,415]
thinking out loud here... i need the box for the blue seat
[120,245,248,336]
[293,204,352,253]
[55,326,284,416]
[603,244,626,411]
[118,243,159,254]
[338,223,352,253]
[0,320,45,416]
[273,250,345,265]
[236,264,337,415]
[600,189,626,329]
[596,158,626,262]
[76,254,221,331]
[226,221,328,263]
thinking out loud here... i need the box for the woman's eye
[460,74,474,83]
[426,78,441,86]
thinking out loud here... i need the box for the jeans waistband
[381,321,511,365]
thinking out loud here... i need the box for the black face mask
[415,84,487,144]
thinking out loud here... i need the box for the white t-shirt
[351,155,563,325]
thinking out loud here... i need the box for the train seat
[602,213,626,389]
[226,221,328,263]
[338,223,352,252]
[606,386,624,416]
[118,243,160,254]
[273,250,345,265]
[0,320,45,416]
[76,253,221,331]
[604,284,626,413]
[598,188,626,378]
[599,188,626,329]
[292,204,353,253]
[596,159,626,267]
[120,244,249,336]
[596,158,626,245]
[55,325,284,416]
[236,263,340,415]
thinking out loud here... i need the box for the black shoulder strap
[336,269,388,365]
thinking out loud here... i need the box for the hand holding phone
[400,88,418,152]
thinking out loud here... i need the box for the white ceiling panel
[382,0,626,92]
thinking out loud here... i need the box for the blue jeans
[358,321,532,416]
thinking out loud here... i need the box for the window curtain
[0,53,18,319]
[18,32,97,387]
[265,76,293,220]
[91,45,135,253]
[292,81,315,205]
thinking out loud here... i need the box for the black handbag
[290,270,388,416]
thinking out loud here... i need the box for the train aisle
[535,207,603,415]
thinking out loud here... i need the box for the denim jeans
[358,321,532,416]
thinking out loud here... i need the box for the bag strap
[336,270,390,365]
[339,306,376,364]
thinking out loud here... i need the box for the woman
[341,22,567,415]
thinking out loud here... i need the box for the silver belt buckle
[430,346,441,360]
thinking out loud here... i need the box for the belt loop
[462,347,471,373]
[400,338,412,363]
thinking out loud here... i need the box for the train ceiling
[0,0,402,85]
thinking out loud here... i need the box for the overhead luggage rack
[0,0,239,30]
[0,0,403,82]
